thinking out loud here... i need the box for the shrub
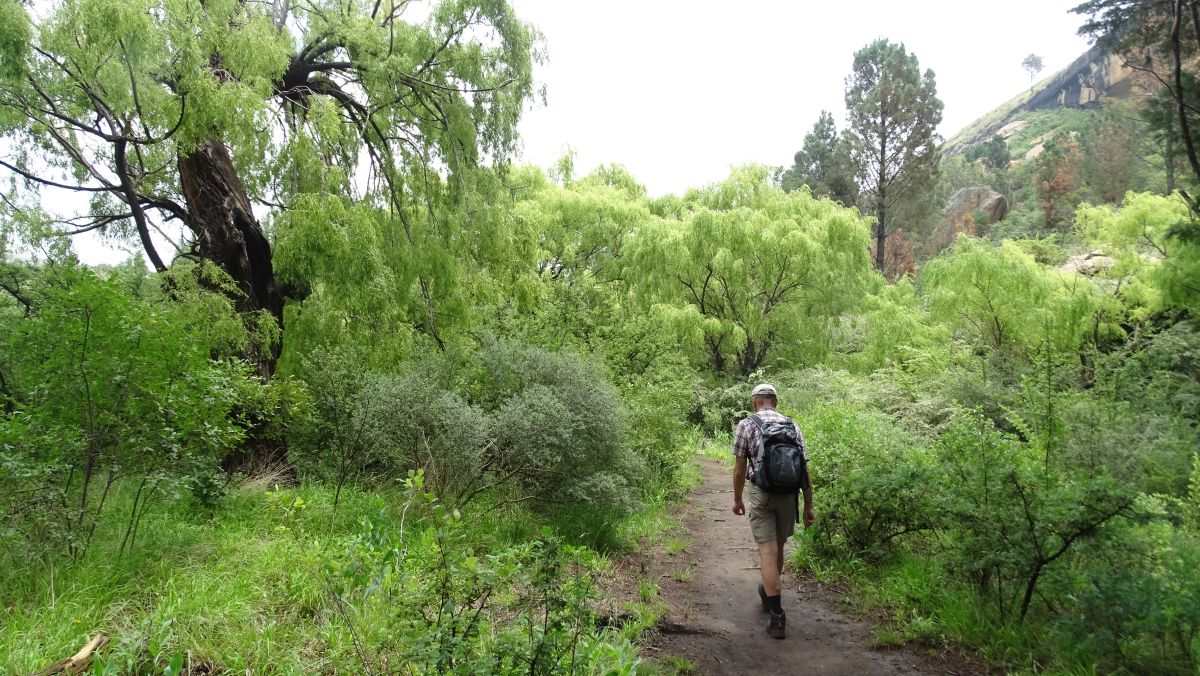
[296,340,642,515]
[473,341,641,514]
[294,348,487,507]
[933,411,1134,623]
[0,262,269,561]
[801,401,936,560]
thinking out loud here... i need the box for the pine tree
[843,39,943,273]
[780,111,859,205]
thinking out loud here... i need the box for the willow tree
[922,238,1096,359]
[0,0,540,380]
[624,166,875,375]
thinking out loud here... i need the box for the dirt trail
[644,458,976,675]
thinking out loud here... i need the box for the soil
[624,457,985,675]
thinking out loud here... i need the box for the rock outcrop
[927,188,1009,255]
[997,120,1029,140]
[1060,250,1116,276]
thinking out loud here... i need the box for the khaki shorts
[747,482,797,544]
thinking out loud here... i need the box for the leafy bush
[933,411,1134,623]
[801,401,936,560]
[295,340,641,515]
[1053,512,1200,675]
[294,347,487,507]
[473,341,641,514]
[0,261,282,561]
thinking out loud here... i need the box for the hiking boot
[767,609,786,639]
[758,583,769,613]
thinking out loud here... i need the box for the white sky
[512,0,1093,196]
[66,0,1093,264]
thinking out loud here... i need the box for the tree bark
[178,138,291,475]
[875,132,888,272]
[178,138,284,378]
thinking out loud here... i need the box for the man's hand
[803,505,816,529]
[732,499,745,516]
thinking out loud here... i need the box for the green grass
[656,653,697,674]
[0,483,367,673]
[696,434,734,466]
[664,537,691,556]
[0,477,667,674]
[786,548,1093,674]
[1003,108,1099,158]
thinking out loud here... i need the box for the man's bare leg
[758,540,781,596]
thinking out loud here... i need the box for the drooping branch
[0,275,33,316]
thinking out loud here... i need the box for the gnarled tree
[0,0,540,463]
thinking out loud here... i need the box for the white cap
[751,383,777,397]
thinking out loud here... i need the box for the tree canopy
[0,0,542,379]
[625,166,875,375]
[780,111,859,206]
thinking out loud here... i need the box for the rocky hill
[945,46,1155,157]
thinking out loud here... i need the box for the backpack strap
[749,414,765,430]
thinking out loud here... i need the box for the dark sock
[767,594,783,613]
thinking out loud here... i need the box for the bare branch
[0,159,116,193]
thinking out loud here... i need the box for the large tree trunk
[178,139,284,377]
[178,138,291,474]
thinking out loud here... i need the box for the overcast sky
[511,0,1093,196]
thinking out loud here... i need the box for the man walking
[732,383,815,639]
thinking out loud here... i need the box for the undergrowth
[0,473,666,674]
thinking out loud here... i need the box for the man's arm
[801,468,815,527]
[733,456,747,516]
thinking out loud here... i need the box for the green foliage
[0,476,644,674]
[0,0,543,368]
[923,238,1096,357]
[836,279,951,374]
[4,8,1200,672]
[1004,109,1099,159]
[625,166,876,374]
[291,338,642,515]
[1021,54,1044,91]
[1081,101,1152,203]
[802,401,935,560]
[1076,192,1200,316]
[316,472,636,674]
[474,340,641,514]
[934,411,1134,621]
[965,134,1011,170]
[1035,132,1085,228]
[1074,0,1200,213]
[0,259,293,561]
[780,110,859,205]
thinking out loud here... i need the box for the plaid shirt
[732,408,808,480]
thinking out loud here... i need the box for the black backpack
[749,414,808,495]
